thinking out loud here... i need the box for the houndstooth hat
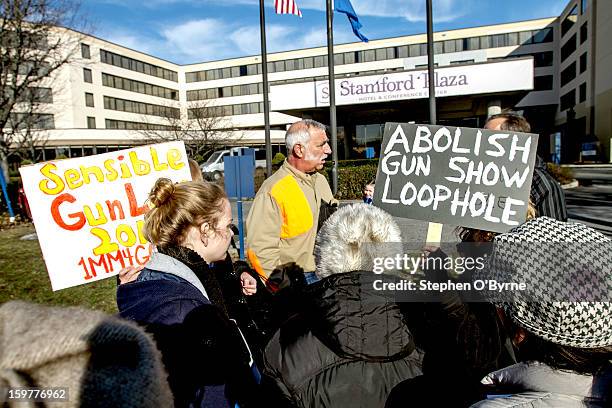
[486,217,612,349]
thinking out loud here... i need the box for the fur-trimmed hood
[315,203,402,278]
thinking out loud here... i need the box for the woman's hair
[514,325,612,376]
[143,178,227,248]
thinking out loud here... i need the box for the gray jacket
[471,362,611,407]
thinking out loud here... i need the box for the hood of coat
[315,203,402,279]
[304,271,414,361]
[481,362,612,402]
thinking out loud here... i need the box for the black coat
[263,271,423,408]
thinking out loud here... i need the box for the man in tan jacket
[246,119,336,288]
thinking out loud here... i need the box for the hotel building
[6,0,611,164]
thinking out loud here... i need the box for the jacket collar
[482,362,611,401]
[146,251,209,299]
[282,159,316,183]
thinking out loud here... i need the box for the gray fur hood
[315,203,402,278]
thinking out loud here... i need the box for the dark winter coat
[117,247,258,408]
[263,271,423,408]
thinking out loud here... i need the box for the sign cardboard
[373,123,538,233]
[19,142,191,290]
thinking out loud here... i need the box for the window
[533,28,554,43]
[314,55,327,67]
[87,116,96,129]
[580,22,587,44]
[397,46,409,58]
[18,87,53,103]
[81,43,90,59]
[534,75,553,91]
[490,34,506,48]
[83,68,92,83]
[33,114,54,129]
[580,52,587,73]
[465,37,480,50]
[519,31,533,45]
[560,89,575,111]
[103,96,180,118]
[444,39,457,53]
[561,5,578,37]
[247,64,258,75]
[100,49,178,81]
[579,82,586,102]
[433,41,443,54]
[303,57,314,69]
[105,119,176,131]
[375,48,387,61]
[561,62,577,87]
[185,72,197,83]
[9,113,54,129]
[343,52,355,64]
[532,51,554,67]
[561,34,577,61]
[581,0,588,14]
[362,50,376,62]
[506,32,519,46]
[274,61,284,72]
[85,92,94,107]
[102,73,178,100]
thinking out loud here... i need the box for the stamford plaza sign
[269,58,534,110]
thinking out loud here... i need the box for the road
[564,183,612,236]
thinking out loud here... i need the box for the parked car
[200,147,267,180]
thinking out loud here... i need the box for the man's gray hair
[285,119,327,151]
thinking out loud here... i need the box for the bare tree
[1,0,85,178]
[138,100,242,161]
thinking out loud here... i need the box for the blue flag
[334,0,368,42]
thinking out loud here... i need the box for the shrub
[20,159,33,166]
[272,152,286,166]
[324,164,378,200]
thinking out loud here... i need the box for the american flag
[274,0,302,17]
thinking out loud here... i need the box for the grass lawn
[0,224,118,313]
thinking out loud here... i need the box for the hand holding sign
[374,123,538,233]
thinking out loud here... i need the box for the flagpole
[425,0,443,247]
[259,0,273,177]
[326,0,338,195]
[426,0,436,125]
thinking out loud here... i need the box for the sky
[81,0,568,65]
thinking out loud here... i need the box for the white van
[200,147,267,180]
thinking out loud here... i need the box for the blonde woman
[117,178,259,407]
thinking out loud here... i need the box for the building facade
[7,0,611,163]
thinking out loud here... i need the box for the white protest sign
[374,123,538,233]
[19,142,191,291]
